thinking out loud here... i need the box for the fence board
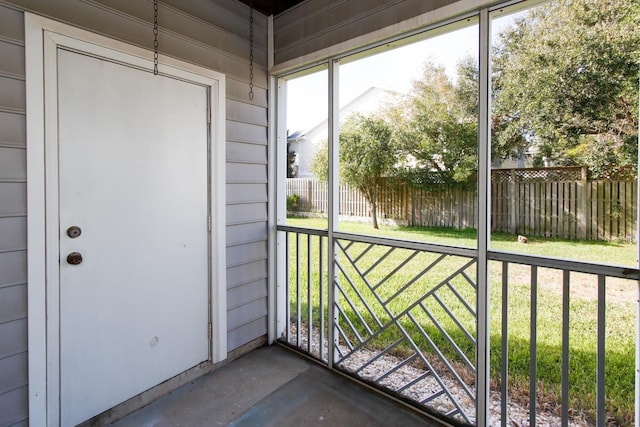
[286,169,637,241]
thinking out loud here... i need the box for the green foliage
[286,194,300,211]
[492,0,640,177]
[340,114,397,229]
[309,115,397,229]
[390,62,479,187]
[310,139,329,183]
[287,150,297,178]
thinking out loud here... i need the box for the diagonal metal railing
[277,224,640,426]
[332,235,478,424]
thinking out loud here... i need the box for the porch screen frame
[272,1,640,425]
[273,10,492,425]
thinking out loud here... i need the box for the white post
[273,74,288,342]
[267,15,279,344]
[477,8,492,427]
[327,58,340,369]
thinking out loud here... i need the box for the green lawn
[284,216,638,425]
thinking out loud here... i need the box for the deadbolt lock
[67,226,82,239]
[67,252,83,265]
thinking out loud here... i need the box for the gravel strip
[286,324,591,427]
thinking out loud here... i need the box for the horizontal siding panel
[162,0,268,44]
[227,259,267,288]
[0,319,27,359]
[95,0,268,65]
[0,183,26,216]
[226,141,267,163]
[0,251,26,286]
[275,0,393,47]
[0,284,26,324]
[0,41,24,78]
[0,5,24,43]
[227,240,267,267]
[226,162,267,183]
[0,352,27,394]
[0,217,26,252]
[0,147,26,181]
[226,221,267,246]
[227,121,267,145]
[227,279,267,309]
[227,316,267,351]
[0,111,26,146]
[0,76,25,112]
[226,202,267,225]
[226,99,267,126]
[226,77,266,107]
[10,0,267,86]
[227,297,267,330]
[0,385,27,426]
[226,183,267,204]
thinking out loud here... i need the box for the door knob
[67,226,82,238]
[67,252,83,265]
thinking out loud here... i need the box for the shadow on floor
[112,344,445,426]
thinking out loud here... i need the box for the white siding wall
[273,0,488,71]
[0,4,28,426]
[0,0,268,424]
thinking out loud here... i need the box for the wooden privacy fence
[286,167,638,241]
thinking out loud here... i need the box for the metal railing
[277,224,640,426]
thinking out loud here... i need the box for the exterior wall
[272,0,495,72]
[0,0,268,424]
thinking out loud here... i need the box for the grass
[284,216,638,425]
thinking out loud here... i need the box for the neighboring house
[288,87,399,177]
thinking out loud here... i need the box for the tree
[492,0,640,177]
[310,114,396,229]
[390,61,478,186]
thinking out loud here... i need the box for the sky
[285,12,522,133]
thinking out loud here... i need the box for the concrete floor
[112,344,445,427]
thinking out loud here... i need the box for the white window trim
[25,13,227,425]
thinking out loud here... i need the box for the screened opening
[284,65,329,230]
[276,0,639,425]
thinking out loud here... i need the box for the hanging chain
[153,0,159,75]
[248,1,254,100]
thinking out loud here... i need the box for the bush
[287,194,300,211]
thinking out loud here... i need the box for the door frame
[25,13,227,426]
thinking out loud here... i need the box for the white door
[57,48,210,425]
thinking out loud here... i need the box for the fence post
[578,167,588,240]
[509,168,517,234]
[403,183,409,222]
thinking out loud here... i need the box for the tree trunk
[371,199,379,229]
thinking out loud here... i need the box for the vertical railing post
[274,74,288,343]
[561,270,570,427]
[636,275,640,427]
[529,266,538,427]
[477,8,492,426]
[327,58,340,369]
[500,262,509,427]
[596,275,606,427]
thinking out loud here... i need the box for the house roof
[289,86,399,142]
